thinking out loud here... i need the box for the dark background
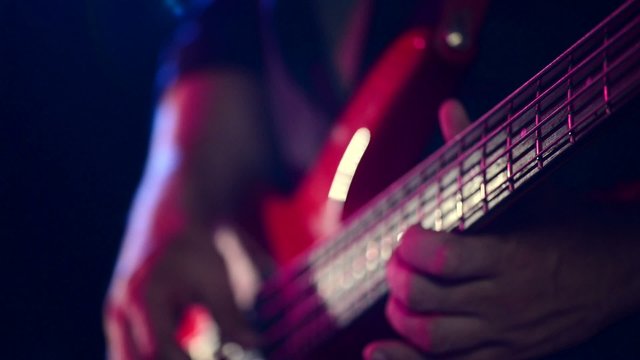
[2,0,179,357]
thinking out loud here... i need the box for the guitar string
[256,8,640,317]
[262,47,640,357]
[256,5,640,354]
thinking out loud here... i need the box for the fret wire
[461,197,487,228]
[506,101,515,192]
[535,78,544,169]
[257,8,640,339]
[481,119,489,213]
[433,159,445,231]
[567,53,576,144]
[412,171,432,222]
[456,141,465,230]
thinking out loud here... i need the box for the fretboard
[258,1,640,357]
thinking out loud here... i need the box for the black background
[2,0,177,357]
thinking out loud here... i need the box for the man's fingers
[385,298,492,355]
[128,282,191,360]
[364,340,425,360]
[397,226,502,279]
[104,305,142,360]
[438,99,471,142]
[109,293,186,360]
[386,253,493,313]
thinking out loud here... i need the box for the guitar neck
[258,1,640,357]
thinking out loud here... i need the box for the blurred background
[1,0,180,357]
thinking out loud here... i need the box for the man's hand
[364,100,640,360]
[104,234,257,360]
[104,72,268,360]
